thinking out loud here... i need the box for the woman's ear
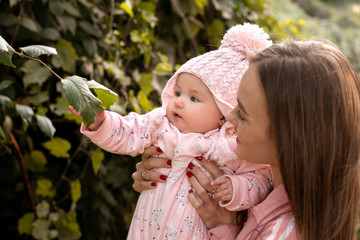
[219,116,226,127]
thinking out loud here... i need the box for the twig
[11,0,27,46]
[170,0,200,55]
[9,132,36,215]
[12,51,63,81]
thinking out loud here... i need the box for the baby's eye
[175,91,181,97]
[191,96,199,102]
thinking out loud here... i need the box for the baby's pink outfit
[80,23,273,239]
[81,108,272,239]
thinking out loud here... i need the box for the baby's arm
[213,164,273,211]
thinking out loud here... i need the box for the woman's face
[227,64,277,167]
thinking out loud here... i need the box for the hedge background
[0,0,359,239]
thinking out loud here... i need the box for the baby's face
[166,73,224,134]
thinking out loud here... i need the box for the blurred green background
[0,0,359,239]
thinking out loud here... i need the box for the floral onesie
[81,107,273,240]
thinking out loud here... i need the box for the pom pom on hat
[220,23,272,57]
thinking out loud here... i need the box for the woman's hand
[132,146,171,193]
[187,158,238,229]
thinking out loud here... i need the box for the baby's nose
[175,98,184,108]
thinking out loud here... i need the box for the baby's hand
[68,105,106,131]
[211,176,233,202]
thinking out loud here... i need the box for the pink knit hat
[161,23,272,118]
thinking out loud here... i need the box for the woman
[133,40,360,239]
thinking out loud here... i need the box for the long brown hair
[251,41,360,239]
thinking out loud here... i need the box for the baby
[72,23,273,239]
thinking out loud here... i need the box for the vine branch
[9,132,36,215]
[12,51,63,81]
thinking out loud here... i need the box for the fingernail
[167,160,172,166]
[188,189,193,194]
[151,182,157,186]
[188,163,195,170]
[157,147,163,153]
[186,172,193,178]
[160,175,167,181]
[195,156,203,161]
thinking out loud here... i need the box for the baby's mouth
[174,112,181,118]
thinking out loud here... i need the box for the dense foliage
[0,0,359,239]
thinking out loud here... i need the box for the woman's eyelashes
[236,110,245,121]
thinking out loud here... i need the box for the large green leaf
[36,114,56,138]
[88,80,118,109]
[61,76,103,127]
[20,45,57,58]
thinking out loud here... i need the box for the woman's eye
[175,91,181,97]
[236,111,245,121]
[191,96,199,102]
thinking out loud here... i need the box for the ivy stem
[170,0,200,55]
[12,51,63,81]
[11,0,26,46]
[9,132,36,215]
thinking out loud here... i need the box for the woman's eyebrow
[237,99,248,116]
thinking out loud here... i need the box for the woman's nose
[175,98,184,108]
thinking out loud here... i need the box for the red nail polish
[151,182,157,186]
[157,147,163,153]
[167,160,172,166]
[186,171,193,178]
[160,175,167,181]
[195,156,203,161]
[188,163,195,170]
[188,189,193,194]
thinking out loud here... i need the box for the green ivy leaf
[36,200,50,218]
[61,76,103,127]
[0,35,15,52]
[32,218,50,240]
[0,95,11,106]
[51,38,78,72]
[0,80,14,90]
[137,90,153,112]
[91,148,104,175]
[70,179,81,203]
[41,27,61,41]
[78,21,101,38]
[43,137,71,158]
[20,60,52,87]
[120,2,134,18]
[20,16,41,33]
[36,178,55,198]
[18,212,34,235]
[0,13,17,27]
[49,97,70,116]
[55,209,82,240]
[15,104,34,124]
[24,150,47,172]
[88,80,118,109]
[36,114,56,138]
[20,45,57,58]
[0,35,15,67]
[28,91,49,105]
